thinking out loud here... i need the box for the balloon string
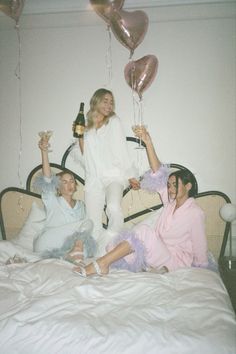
[130,61,145,174]
[129,67,149,216]
[14,23,24,212]
[132,92,138,126]
[131,64,139,126]
[15,24,23,189]
[105,26,113,88]
[138,98,144,125]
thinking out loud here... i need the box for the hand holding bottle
[73,102,85,138]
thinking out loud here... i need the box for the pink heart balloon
[110,9,149,56]
[124,55,158,99]
[0,0,24,24]
[90,0,124,24]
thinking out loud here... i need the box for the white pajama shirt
[82,115,137,255]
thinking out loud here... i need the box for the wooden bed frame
[0,138,231,261]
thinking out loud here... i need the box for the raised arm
[134,127,161,172]
[38,139,51,178]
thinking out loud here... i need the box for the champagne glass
[38,130,53,152]
[132,124,147,149]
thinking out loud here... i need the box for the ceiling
[12,0,236,15]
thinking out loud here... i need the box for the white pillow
[12,202,46,251]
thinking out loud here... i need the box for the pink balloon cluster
[90,0,158,99]
[0,0,24,24]
[124,55,158,100]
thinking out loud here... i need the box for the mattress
[0,244,235,354]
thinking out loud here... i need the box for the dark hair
[168,170,198,198]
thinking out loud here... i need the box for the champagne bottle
[73,102,85,138]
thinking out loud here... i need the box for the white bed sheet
[0,246,235,354]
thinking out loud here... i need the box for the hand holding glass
[132,125,147,149]
[38,130,53,152]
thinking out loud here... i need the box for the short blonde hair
[56,170,76,196]
[87,88,115,129]
[56,170,75,181]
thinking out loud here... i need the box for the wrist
[41,149,49,155]
[145,138,153,148]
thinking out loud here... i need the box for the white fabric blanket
[0,241,235,354]
[0,240,41,264]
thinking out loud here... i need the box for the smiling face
[167,175,192,201]
[97,93,113,117]
[92,93,114,127]
[87,89,115,129]
[58,173,76,197]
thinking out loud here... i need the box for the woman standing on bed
[33,137,96,264]
[75,88,139,256]
[74,127,208,277]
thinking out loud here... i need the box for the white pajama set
[82,115,137,256]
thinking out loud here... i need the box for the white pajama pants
[85,181,124,256]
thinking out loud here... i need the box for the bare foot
[73,258,109,277]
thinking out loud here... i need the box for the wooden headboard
[0,138,231,260]
[0,183,230,261]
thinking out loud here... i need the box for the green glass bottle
[73,102,85,138]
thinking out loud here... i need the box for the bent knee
[106,202,123,216]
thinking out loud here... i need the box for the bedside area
[219,257,236,313]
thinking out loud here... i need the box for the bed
[0,139,235,354]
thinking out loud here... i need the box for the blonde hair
[56,170,76,196]
[56,170,75,180]
[86,88,115,130]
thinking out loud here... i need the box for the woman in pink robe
[74,127,208,277]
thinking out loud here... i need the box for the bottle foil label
[75,125,85,135]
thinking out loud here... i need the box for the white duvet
[0,241,235,354]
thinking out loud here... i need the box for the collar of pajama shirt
[42,192,86,228]
[156,196,199,241]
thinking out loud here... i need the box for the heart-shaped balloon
[0,0,24,24]
[110,9,149,56]
[90,0,124,24]
[124,55,158,99]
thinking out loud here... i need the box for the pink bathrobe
[109,166,208,272]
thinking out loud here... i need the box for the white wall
[0,2,236,241]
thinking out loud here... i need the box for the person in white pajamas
[76,88,139,256]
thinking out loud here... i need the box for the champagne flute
[132,124,147,149]
[38,130,53,152]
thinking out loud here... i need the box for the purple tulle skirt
[108,230,146,272]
